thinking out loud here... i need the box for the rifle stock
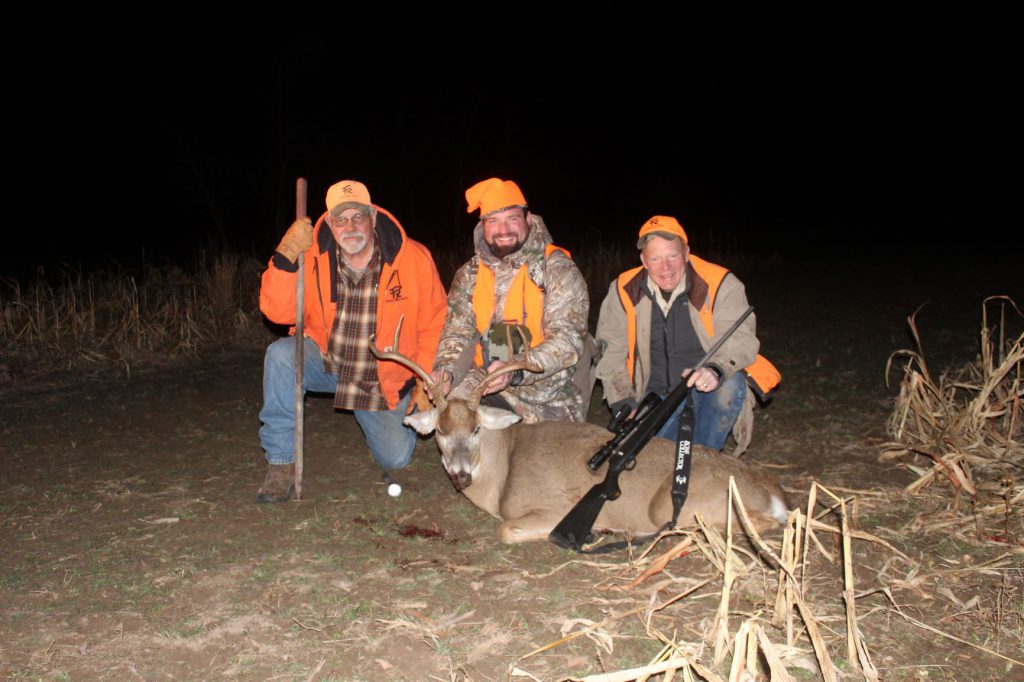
[547,483,618,550]
[548,306,754,551]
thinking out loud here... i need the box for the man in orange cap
[594,216,780,455]
[256,180,448,503]
[429,178,594,422]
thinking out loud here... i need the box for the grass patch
[250,566,275,584]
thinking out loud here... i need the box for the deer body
[372,324,789,546]
[405,400,790,544]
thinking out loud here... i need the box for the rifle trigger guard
[624,459,637,472]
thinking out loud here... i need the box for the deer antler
[469,325,543,408]
[369,315,446,409]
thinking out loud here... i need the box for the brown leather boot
[256,462,295,504]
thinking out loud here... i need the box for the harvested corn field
[1,258,1021,681]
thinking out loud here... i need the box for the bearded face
[327,208,374,258]
[483,207,530,258]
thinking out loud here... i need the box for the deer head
[370,317,540,490]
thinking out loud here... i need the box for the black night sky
[7,5,1020,280]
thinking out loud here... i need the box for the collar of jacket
[622,259,710,311]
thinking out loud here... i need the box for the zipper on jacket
[662,316,671,390]
[313,257,329,336]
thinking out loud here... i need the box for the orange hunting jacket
[470,244,568,365]
[260,206,448,409]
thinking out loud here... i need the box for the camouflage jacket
[432,215,590,422]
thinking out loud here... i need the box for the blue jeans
[652,371,746,450]
[259,336,416,470]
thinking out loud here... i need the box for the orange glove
[406,379,434,415]
[276,218,314,263]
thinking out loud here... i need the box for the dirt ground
[1,257,1021,681]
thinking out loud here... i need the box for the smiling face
[640,235,688,291]
[482,207,531,258]
[327,207,375,258]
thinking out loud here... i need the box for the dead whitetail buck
[371,326,790,545]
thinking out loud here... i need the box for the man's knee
[373,427,416,469]
[265,337,296,371]
[713,373,746,411]
[358,395,416,469]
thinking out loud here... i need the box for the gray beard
[338,233,368,256]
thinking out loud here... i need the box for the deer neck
[461,427,515,517]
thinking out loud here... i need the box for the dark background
[6,5,1019,280]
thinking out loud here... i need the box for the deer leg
[645,474,675,527]
[498,511,566,544]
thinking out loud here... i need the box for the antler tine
[369,314,446,408]
[390,314,402,354]
[469,325,543,407]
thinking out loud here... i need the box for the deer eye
[472,426,480,436]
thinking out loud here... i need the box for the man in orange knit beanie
[429,178,596,422]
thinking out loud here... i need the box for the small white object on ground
[387,482,402,497]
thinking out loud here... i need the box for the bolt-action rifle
[548,306,755,551]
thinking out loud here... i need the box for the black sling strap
[670,388,695,528]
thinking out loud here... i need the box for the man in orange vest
[430,178,594,422]
[594,216,780,454]
[257,180,448,503]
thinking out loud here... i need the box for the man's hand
[683,367,720,393]
[428,370,453,401]
[482,360,513,395]
[276,217,314,263]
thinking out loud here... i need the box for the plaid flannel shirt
[326,242,388,412]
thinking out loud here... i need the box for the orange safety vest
[471,244,569,366]
[616,256,781,398]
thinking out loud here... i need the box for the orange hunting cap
[326,180,372,213]
[637,215,688,249]
[465,178,527,217]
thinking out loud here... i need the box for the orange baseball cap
[326,180,372,213]
[637,215,688,249]
[465,178,527,216]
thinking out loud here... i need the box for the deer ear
[403,409,438,435]
[477,405,522,431]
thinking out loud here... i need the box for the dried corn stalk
[882,297,1023,504]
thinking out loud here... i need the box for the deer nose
[449,470,472,490]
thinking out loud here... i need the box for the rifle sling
[669,389,694,528]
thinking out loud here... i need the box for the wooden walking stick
[294,177,308,501]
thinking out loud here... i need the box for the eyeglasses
[328,212,369,228]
